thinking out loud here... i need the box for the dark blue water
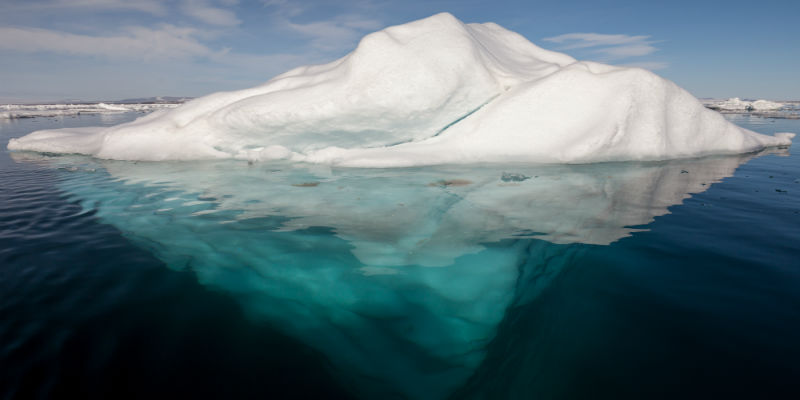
[0,115,353,399]
[2,114,799,399]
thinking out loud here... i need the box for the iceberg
[7,13,793,166]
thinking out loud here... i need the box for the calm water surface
[1,113,799,399]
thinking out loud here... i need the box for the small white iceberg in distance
[95,103,131,111]
[7,13,794,166]
[705,97,785,112]
[0,102,180,119]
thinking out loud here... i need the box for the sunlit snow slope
[7,13,794,166]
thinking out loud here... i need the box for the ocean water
[1,113,798,399]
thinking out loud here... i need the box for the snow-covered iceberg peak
[7,13,794,165]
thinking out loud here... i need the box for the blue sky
[1,0,798,102]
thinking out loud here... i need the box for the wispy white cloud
[0,0,318,80]
[0,25,216,60]
[261,0,384,52]
[543,32,661,62]
[13,0,168,16]
[7,0,243,27]
[180,0,241,27]
[0,24,311,78]
[544,33,652,49]
[286,16,383,51]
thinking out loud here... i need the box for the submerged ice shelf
[11,147,784,399]
[7,13,793,166]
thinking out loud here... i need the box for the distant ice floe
[7,13,795,165]
[702,97,799,119]
[704,97,784,111]
[0,103,181,119]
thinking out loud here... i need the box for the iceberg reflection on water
[9,148,784,399]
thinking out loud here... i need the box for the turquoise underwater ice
[18,149,780,399]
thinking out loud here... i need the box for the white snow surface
[7,13,794,166]
[705,97,785,111]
